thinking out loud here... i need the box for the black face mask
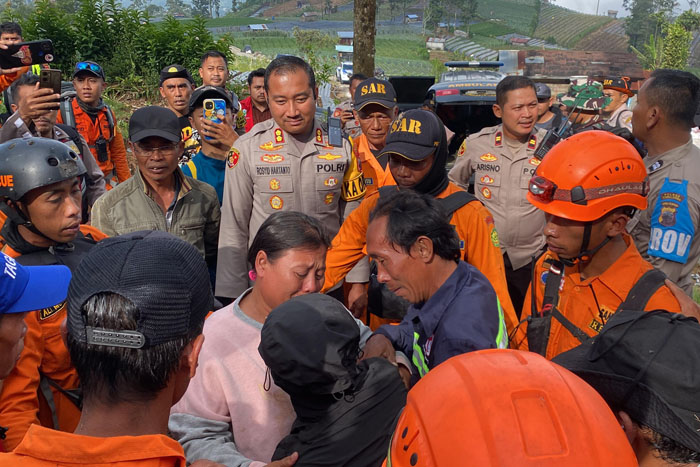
[410,114,449,197]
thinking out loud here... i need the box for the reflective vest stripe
[495,297,508,349]
[412,331,430,378]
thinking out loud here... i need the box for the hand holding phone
[40,69,62,95]
[18,83,60,126]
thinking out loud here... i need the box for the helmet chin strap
[559,222,611,268]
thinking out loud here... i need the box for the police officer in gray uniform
[216,56,366,300]
[628,69,700,295]
[449,76,546,313]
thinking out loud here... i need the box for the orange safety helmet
[527,130,648,222]
[384,349,637,467]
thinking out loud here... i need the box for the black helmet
[0,137,86,201]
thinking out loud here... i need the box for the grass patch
[469,21,516,37]
[477,0,538,35]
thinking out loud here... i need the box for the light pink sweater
[170,292,295,465]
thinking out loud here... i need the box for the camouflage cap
[557,78,612,111]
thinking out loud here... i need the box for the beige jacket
[216,118,365,298]
[628,139,700,294]
[605,103,633,131]
[448,124,547,270]
[91,168,220,265]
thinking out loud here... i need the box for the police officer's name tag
[648,178,695,263]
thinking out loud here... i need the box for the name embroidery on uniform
[40,301,65,320]
[256,166,291,176]
[475,163,500,172]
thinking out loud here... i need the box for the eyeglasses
[134,142,180,156]
[75,62,102,74]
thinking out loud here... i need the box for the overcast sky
[553,0,697,16]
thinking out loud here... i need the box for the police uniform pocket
[520,158,540,206]
[474,168,501,202]
[315,172,342,214]
[256,166,293,214]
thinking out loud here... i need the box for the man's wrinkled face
[160,78,194,117]
[366,215,430,304]
[267,69,317,136]
[356,103,395,149]
[199,56,228,87]
[131,136,182,185]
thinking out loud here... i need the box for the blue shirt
[181,150,226,204]
[375,261,502,384]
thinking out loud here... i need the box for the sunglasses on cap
[75,62,102,73]
[528,175,648,205]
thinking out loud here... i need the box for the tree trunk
[354,0,376,77]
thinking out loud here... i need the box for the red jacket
[240,96,255,132]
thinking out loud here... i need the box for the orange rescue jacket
[513,234,682,359]
[352,134,395,195]
[322,182,518,333]
[57,99,131,188]
[0,224,107,450]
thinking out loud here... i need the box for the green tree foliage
[165,0,190,15]
[459,0,479,36]
[12,0,233,100]
[677,10,700,31]
[661,21,692,68]
[424,0,444,30]
[631,33,664,70]
[191,0,210,17]
[623,0,670,49]
[292,27,335,84]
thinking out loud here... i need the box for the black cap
[354,78,397,111]
[128,106,181,143]
[554,310,700,454]
[189,85,236,115]
[72,61,105,80]
[259,293,360,396]
[535,82,551,99]
[67,231,213,349]
[602,77,634,96]
[379,109,441,161]
[159,64,194,86]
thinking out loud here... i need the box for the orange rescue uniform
[322,182,518,333]
[352,133,395,195]
[0,225,107,450]
[57,99,131,188]
[0,424,186,465]
[513,234,682,359]
[0,66,29,92]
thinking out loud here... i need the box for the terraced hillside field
[535,4,613,48]
[574,19,629,53]
[477,0,539,35]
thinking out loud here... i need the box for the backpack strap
[60,98,76,129]
[104,104,115,142]
[437,191,477,219]
[377,186,398,198]
[616,268,667,312]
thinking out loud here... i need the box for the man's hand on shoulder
[266,452,299,466]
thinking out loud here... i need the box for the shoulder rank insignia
[316,128,324,143]
[274,128,285,144]
[495,131,503,147]
[528,135,537,150]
